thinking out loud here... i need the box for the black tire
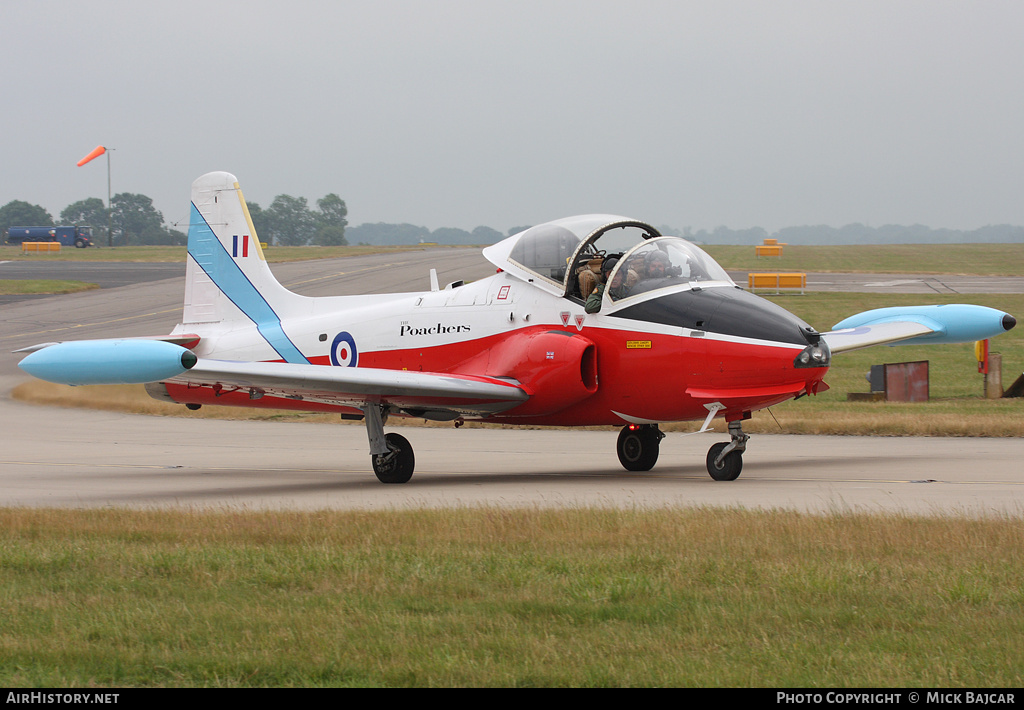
[617,425,660,471]
[372,433,415,484]
[75,239,86,248]
[706,442,742,481]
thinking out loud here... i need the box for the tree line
[0,195,185,246]
[0,192,351,247]
[4,191,1023,247]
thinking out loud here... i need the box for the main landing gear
[706,420,748,481]
[616,424,665,471]
[363,405,416,484]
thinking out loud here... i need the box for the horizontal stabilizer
[13,334,200,355]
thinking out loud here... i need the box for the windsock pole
[77,145,114,246]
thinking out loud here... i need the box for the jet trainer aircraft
[16,172,1016,483]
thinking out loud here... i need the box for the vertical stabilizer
[183,171,309,363]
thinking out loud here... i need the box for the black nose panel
[610,287,816,346]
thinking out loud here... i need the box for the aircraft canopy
[482,214,733,299]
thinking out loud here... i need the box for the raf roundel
[330,331,358,367]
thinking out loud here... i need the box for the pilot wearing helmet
[585,256,638,313]
[644,250,672,280]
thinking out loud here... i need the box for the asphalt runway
[3,249,1022,517]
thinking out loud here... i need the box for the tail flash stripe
[234,182,267,262]
[188,203,309,364]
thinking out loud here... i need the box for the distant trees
[345,223,506,246]
[263,195,318,246]
[1,189,348,247]
[0,194,186,246]
[315,194,349,246]
[11,186,1022,249]
[347,223,430,245]
[111,193,169,246]
[0,200,53,233]
[60,198,107,233]
[245,192,348,246]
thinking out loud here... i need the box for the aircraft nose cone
[1004,314,1017,332]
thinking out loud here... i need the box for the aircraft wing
[822,304,1016,354]
[174,359,528,416]
[820,321,935,354]
[14,337,527,417]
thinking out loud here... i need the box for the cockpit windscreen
[606,238,735,302]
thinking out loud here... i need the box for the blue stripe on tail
[187,203,309,364]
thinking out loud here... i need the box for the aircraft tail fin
[183,171,310,363]
[184,171,302,325]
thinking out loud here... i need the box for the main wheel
[617,425,660,471]
[372,433,415,484]
[706,442,742,481]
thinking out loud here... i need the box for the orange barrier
[21,242,62,253]
[755,245,783,257]
[748,272,806,293]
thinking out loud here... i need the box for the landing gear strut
[617,424,664,471]
[706,420,748,481]
[362,404,416,484]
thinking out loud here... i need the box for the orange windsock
[77,145,106,167]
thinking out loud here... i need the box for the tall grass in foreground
[1,507,1022,687]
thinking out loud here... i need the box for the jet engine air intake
[479,330,598,417]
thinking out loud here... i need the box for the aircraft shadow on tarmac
[53,452,942,508]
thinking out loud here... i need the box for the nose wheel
[706,420,748,481]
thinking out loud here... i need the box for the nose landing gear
[706,420,748,481]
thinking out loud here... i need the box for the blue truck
[5,226,94,248]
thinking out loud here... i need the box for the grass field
[2,507,1023,687]
[706,242,1024,276]
[0,279,100,295]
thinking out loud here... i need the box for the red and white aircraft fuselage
[17,172,1016,483]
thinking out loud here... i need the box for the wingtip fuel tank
[17,339,197,386]
[832,304,1016,345]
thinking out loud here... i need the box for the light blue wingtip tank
[17,339,198,386]
[832,304,1016,345]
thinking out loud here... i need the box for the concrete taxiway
[2,249,1021,517]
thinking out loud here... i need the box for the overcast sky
[4,1,1024,235]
